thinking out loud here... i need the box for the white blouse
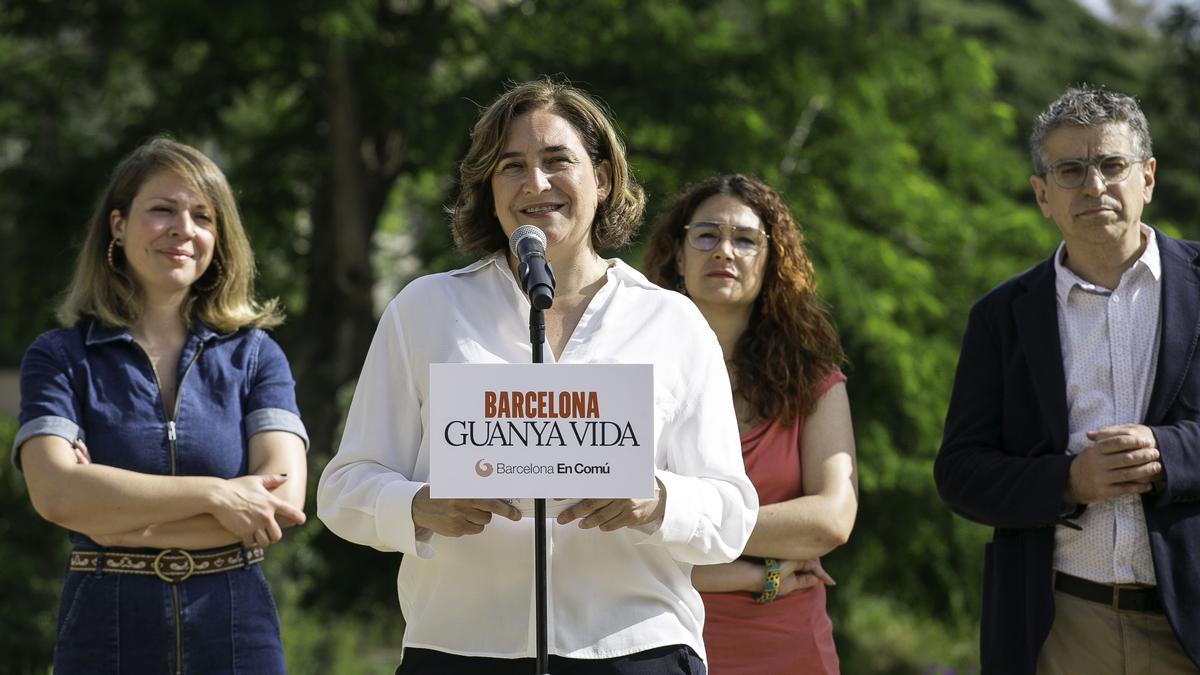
[317,252,757,661]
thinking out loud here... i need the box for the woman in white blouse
[317,78,757,675]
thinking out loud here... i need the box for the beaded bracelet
[756,558,781,604]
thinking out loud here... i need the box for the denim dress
[13,319,309,675]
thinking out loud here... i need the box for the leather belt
[69,545,264,583]
[1054,571,1162,613]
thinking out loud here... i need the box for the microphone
[509,225,556,310]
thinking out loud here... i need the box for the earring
[106,239,122,273]
[195,257,224,293]
[675,276,688,296]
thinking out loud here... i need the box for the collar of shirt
[1054,223,1162,304]
[84,318,229,347]
[448,250,657,308]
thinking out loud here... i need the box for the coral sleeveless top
[701,370,846,674]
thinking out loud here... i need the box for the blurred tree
[918,0,1158,138]
[0,417,66,672]
[1142,4,1200,237]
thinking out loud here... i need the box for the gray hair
[1029,85,1153,176]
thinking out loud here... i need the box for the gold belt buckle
[153,549,195,583]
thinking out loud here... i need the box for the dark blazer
[934,228,1200,675]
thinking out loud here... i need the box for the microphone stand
[529,307,550,675]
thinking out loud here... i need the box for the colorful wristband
[756,558,781,604]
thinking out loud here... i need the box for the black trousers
[395,644,706,675]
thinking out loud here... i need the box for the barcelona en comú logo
[474,459,494,477]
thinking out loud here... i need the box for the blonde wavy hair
[57,136,282,332]
[450,78,646,255]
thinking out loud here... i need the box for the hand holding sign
[411,485,521,537]
[556,478,667,532]
[430,364,655,500]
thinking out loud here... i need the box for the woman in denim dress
[14,137,309,674]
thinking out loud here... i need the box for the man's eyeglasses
[683,222,769,257]
[1045,154,1146,190]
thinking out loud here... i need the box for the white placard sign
[429,363,654,499]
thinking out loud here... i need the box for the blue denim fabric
[54,560,286,675]
[14,318,307,674]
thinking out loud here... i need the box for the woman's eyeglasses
[683,222,769,257]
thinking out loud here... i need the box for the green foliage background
[2,1,1198,672]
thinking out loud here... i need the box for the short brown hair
[57,136,282,332]
[450,78,646,256]
[644,174,845,422]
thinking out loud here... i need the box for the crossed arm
[692,382,858,595]
[21,430,307,550]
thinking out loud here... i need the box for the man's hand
[1066,424,1161,504]
[411,485,521,537]
[555,479,666,532]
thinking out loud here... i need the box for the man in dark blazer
[935,86,1200,675]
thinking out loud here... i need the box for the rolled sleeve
[244,408,310,451]
[12,416,82,470]
[14,332,83,470]
[246,332,304,414]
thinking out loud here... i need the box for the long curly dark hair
[644,174,845,423]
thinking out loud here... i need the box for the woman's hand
[411,485,522,537]
[71,439,91,465]
[555,479,666,532]
[210,474,307,548]
[777,558,836,597]
[691,556,835,595]
[73,439,303,549]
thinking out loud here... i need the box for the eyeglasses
[1045,154,1145,190]
[683,222,769,257]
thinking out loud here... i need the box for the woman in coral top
[645,174,858,674]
